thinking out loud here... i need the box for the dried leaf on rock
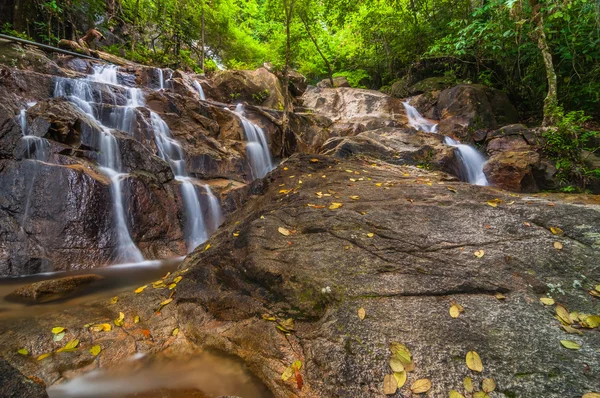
[556,304,573,325]
[37,353,51,361]
[560,340,581,350]
[554,241,563,250]
[495,292,506,300]
[410,378,432,393]
[550,227,564,235]
[447,186,457,193]
[114,312,125,327]
[53,331,66,342]
[90,323,112,332]
[463,376,474,393]
[450,390,465,398]
[89,345,101,356]
[466,351,483,372]
[17,348,29,355]
[583,393,600,398]
[482,378,496,393]
[173,276,182,283]
[168,283,177,290]
[389,358,404,373]
[540,297,555,305]
[172,328,179,336]
[383,374,398,395]
[561,324,583,335]
[473,392,490,398]
[204,244,211,251]
[473,250,485,258]
[135,285,148,294]
[134,316,140,324]
[366,233,374,238]
[110,296,118,304]
[358,307,366,320]
[329,202,343,210]
[156,298,173,313]
[450,303,464,318]
[278,227,291,236]
[51,327,65,334]
[389,342,412,364]
[281,366,294,381]
[57,339,79,353]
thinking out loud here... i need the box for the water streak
[193,80,206,101]
[233,104,274,179]
[402,101,488,186]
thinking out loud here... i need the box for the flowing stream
[193,80,206,100]
[233,104,274,179]
[402,101,489,186]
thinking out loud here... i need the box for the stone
[436,84,518,141]
[0,357,48,398]
[316,76,350,88]
[9,274,104,302]
[483,150,541,192]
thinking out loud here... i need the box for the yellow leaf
[464,376,473,393]
[560,340,581,350]
[389,358,404,373]
[466,351,483,372]
[110,296,118,304]
[173,276,182,283]
[114,312,125,327]
[450,391,465,398]
[556,304,573,325]
[310,158,319,163]
[329,202,343,210]
[410,378,432,394]
[358,307,366,320]
[233,232,240,237]
[583,393,600,398]
[561,324,583,335]
[161,272,171,280]
[366,233,374,238]
[160,298,173,306]
[37,353,51,361]
[51,327,65,334]
[17,348,29,355]
[590,290,600,298]
[447,186,458,193]
[390,342,412,364]
[350,196,360,200]
[57,339,79,353]
[172,327,179,336]
[582,315,600,329]
[281,366,294,381]
[473,250,485,258]
[375,183,383,187]
[204,244,211,251]
[89,345,101,356]
[393,371,407,388]
[168,283,177,290]
[278,227,291,236]
[134,316,140,324]
[134,285,148,294]
[345,169,353,173]
[383,374,398,395]
[482,378,496,393]
[473,393,490,398]
[495,292,506,300]
[486,201,498,207]
[90,323,112,332]
[540,297,555,305]
[550,227,564,235]
[450,303,464,318]
[554,241,563,250]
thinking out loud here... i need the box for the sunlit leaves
[466,351,483,372]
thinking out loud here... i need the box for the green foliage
[543,106,599,190]
[333,70,370,88]
[1,23,32,40]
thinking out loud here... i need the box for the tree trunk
[299,13,333,86]
[200,3,205,72]
[281,0,296,157]
[529,1,557,126]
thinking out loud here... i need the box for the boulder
[436,84,518,141]
[316,76,350,88]
[483,124,556,192]
[0,357,48,398]
[288,70,308,96]
[389,77,410,98]
[205,68,287,109]
[8,274,104,302]
[301,87,408,132]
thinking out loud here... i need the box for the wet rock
[316,76,350,88]
[0,39,63,76]
[436,84,518,141]
[206,68,286,109]
[0,357,48,398]
[483,150,541,192]
[288,70,308,96]
[8,274,104,302]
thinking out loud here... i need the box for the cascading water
[54,64,144,263]
[402,101,488,186]
[157,69,173,90]
[233,104,274,179]
[149,111,222,252]
[193,80,206,101]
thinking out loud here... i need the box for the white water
[193,80,206,101]
[54,64,144,263]
[150,111,222,252]
[233,104,274,179]
[402,101,488,186]
[157,68,173,90]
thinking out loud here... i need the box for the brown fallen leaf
[473,250,485,258]
[556,304,573,325]
[583,393,600,398]
[383,374,398,395]
[278,227,291,236]
[495,292,506,300]
[450,390,465,398]
[482,378,496,393]
[329,202,343,210]
[554,241,563,250]
[410,378,432,394]
[357,307,366,320]
[450,302,465,318]
[540,297,555,305]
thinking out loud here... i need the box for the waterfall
[233,104,274,179]
[193,80,206,101]
[149,111,222,252]
[157,69,173,90]
[54,64,144,264]
[402,101,488,186]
